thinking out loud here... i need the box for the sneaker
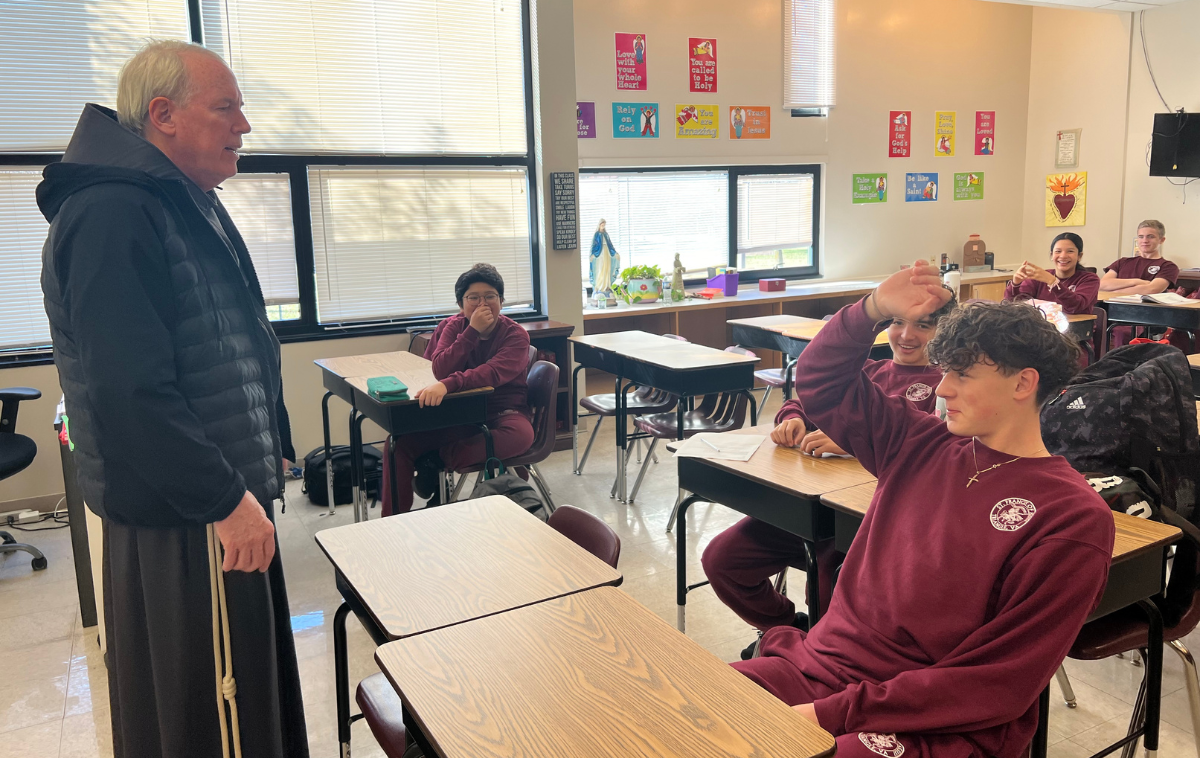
[793,612,809,631]
[739,637,762,661]
[412,452,443,499]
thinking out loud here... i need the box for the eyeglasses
[464,293,500,305]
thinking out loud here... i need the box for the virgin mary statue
[589,219,620,296]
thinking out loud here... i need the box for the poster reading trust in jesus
[615,33,648,91]
[688,37,717,93]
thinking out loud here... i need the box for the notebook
[1106,292,1194,305]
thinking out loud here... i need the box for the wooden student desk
[315,351,492,519]
[315,496,623,757]
[669,424,876,631]
[819,481,1181,758]
[569,331,759,502]
[376,586,837,758]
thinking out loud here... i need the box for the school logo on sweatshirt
[905,383,933,402]
[859,733,905,757]
[1148,265,1161,275]
[990,498,1037,532]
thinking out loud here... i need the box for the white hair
[117,40,228,135]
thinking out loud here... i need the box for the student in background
[1103,220,1178,346]
[1004,232,1099,315]
[701,295,955,660]
[732,264,1113,758]
[381,264,534,514]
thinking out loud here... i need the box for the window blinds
[577,172,729,281]
[0,0,189,152]
[216,173,299,306]
[783,0,837,109]
[0,169,51,350]
[201,0,528,156]
[309,167,533,325]
[736,173,814,254]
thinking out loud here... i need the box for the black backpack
[302,445,382,507]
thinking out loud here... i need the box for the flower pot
[625,277,662,304]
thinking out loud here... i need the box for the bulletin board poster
[905,173,939,202]
[953,172,984,201]
[576,102,596,139]
[675,104,719,139]
[934,111,956,156]
[974,111,995,155]
[615,33,648,90]
[888,111,911,157]
[612,102,659,139]
[1046,172,1087,227]
[730,106,770,139]
[688,37,717,93]
[852,173,888,204]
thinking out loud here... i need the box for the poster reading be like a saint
[906,173,939,202]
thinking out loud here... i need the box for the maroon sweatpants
[733,642,984,758]
[380,412,534,515]
[701,517,838,630]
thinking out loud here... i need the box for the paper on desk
[674,433,766,462]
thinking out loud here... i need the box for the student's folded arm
[57,195,246,524]
[793,299,942,475]
[438,328,530,394]
[429,319,476,378]
[812,537,1112,736]
[774,398,808,425]
[1056,275,1099,313]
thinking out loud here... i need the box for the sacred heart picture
[1045,172,1087,227]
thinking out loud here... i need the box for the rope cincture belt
[206,524,243,758]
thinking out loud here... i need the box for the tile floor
[2,391,1199,757]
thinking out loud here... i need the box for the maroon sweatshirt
[425,313,530,419]
[775,360,942,427]
[1003,268,1100,315]
[1105,256,1179,288]
[774,299,1114,756]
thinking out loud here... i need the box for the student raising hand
[866,260,952,324]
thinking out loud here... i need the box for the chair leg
[667,488,689,532]
[635,437,643,464]
[627,438,659,504]
[529,464,556,516]
[450,472,469,502]
[1055,665,1077,708]
[1168,640,1200,752]
[0,541,47,570]
[1121,652,1149,758]
[611,445,635,500]
[761,385,773,412]
[575,417,603,475]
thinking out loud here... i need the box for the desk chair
[356,504,621,756]
[0,387,47,571]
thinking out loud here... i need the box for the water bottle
[942,263,961,295]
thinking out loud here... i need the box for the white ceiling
[979,0,1183,12]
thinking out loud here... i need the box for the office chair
[0,387,47,571]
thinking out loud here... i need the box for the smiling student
[1100,219,1177,295]
[1004,232,1099,315]
[732,262,1114,758]
[702,298,954,659]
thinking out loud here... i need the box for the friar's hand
[215,491,276,573]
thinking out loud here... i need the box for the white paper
[674,433,766,462]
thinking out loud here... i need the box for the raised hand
[866,260,951,323]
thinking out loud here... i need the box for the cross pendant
[966,475,979,488]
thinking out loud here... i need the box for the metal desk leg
[614,374,626,501]
[675,493,701,632]
[783,357,796,401]
[334,601,352,758]
[571,365,585,473]
[744,390,758,427]
[322,392,336,516]
[352,412,368,523]
[1141,598,1164,758]
[1033,686,1050,758]
[803,540,821,626]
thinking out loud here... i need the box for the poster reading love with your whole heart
[615,33,648,90]
[1045,172,1086,227]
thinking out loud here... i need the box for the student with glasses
[380,264,534,513]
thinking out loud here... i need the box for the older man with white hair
[39,41,307,758]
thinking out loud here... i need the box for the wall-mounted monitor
[1150,112,1200,178]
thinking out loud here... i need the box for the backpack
[302,445,382,507]
[468,458,545,519]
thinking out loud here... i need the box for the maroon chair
[526,344,538,374]
[355,502,622,756]
[447,360,560,513]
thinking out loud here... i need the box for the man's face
[886,317,935,366]
[158,54,251,191]
[461,282,502,321]
[1136,228,1165,258]
[935,360,1033,437]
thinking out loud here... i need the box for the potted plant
[615,264,665,304]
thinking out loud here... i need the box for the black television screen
[1150,112,1200,178]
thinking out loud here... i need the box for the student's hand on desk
[771,418,807,447]
[799,430,847,457]
[215,492,276,573]
[416,381,448,408]
[469,306,496,334]
[792,703,819,724]
[868,260,952,323]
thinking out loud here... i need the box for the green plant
[614,264,665,304]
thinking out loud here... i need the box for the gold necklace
[966,437,1038,488]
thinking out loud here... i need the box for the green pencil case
[367,376,409,401]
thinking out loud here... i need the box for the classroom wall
[572,0,1035,277]
[1020,8,1132,267]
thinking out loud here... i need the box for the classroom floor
[3,389,1200,757]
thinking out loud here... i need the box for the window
[737,173,814,272]
[783,0,836,110]
[579,165,821,288]
[0,169,50,352]
[216,173,299,321]
[0,0,189,152]
[310,167,533,325]
[578,171,729,284]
